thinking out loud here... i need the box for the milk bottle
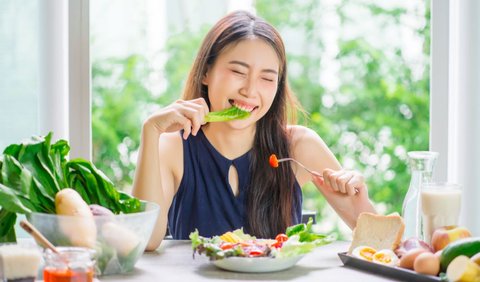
[402,151,438,239]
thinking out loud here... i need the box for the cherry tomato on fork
[269,154,279,168]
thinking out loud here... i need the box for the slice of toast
[348,212,405,254]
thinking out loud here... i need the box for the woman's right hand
[144,98,209,139]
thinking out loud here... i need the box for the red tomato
[275,234,288,243]
[269,154,279,168]
[220,242,235,250]
[272,241,283,249]
[248,250,264,257]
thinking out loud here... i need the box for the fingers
[322,169,364,196]
[175,99,208,138]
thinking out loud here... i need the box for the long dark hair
[182,11,301,238]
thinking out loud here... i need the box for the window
[0,1,40,148]
[5,0,476,238]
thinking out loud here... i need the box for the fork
[275,157,323,178]
[270,154,359,194]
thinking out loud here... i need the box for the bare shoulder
[287,125,326,151]
[158,131,183,188]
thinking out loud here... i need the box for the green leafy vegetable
[204,106,250,122]
[286,217,334,243]
[0,132,141,243]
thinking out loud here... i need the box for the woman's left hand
[315,168,367,197]
[312,168,376,229]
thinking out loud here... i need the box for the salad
[190,218,336,260]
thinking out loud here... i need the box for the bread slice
[348,212,405,254]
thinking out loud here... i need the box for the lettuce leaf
[204,106,250,122]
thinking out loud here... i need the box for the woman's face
[202,38,280,128]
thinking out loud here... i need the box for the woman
[133,10,376,251]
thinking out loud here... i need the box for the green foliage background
[92,0,430,234]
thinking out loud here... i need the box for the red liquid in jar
[43,267,94,282]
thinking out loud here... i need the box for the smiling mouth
[228,99,258,112]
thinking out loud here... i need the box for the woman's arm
[132,126,176,251]
[132,98,209,250]
[289,125,376,229]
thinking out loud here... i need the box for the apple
[431,226,472,252]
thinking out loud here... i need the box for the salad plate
[190,218,336,273]
[213,254,304,273]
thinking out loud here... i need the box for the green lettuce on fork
[190,218,336,260]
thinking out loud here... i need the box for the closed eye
[262,78,274,82]
[232,70,245,75]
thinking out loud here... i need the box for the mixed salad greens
[204,106,251,123]
[190,218,336,260]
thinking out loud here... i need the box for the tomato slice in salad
[220,242,236,250]
[275,233,288,243]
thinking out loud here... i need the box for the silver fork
[277,157,359,194]
[276,157,323,178]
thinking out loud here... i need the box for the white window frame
[431,0,480,234]
[68,0,91,160]
[38,0,90,161]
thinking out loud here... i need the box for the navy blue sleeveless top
[167,129,303,239]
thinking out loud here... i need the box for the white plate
[212,255,304,273]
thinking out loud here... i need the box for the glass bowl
[27,201,159,276]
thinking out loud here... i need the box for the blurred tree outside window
[91,0,430,238]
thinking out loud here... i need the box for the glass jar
[401,151,438,239]
[43,247,95,282]
[421,183,462,243]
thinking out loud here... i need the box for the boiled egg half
[352,246,377,261]
[372,249,399,266]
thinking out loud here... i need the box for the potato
[55,188,97,248]
[472,252,480,266]
[447,255,480,282]
[101,222,140,257]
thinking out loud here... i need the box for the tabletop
[100,240,403,282]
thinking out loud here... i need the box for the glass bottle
[43,247,96,282]
[402,151,438,239]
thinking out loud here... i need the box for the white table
[100,241,403,281]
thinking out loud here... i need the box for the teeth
[232,102,255,112]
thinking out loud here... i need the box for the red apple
[431,226,472,252]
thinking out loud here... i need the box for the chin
[227,119,257,130]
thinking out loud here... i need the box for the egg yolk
[358,247,376,261]
[373,252,392,264]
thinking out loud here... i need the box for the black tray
[338,252,443,282]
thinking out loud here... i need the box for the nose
[239,76,257,98]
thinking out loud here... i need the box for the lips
[228,99,258,112]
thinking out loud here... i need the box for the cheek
[261,84,278,106]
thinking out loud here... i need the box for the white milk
[421,184,461,243]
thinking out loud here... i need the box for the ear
[201,67,210,85]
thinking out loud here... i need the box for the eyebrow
[228,60,278,75]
